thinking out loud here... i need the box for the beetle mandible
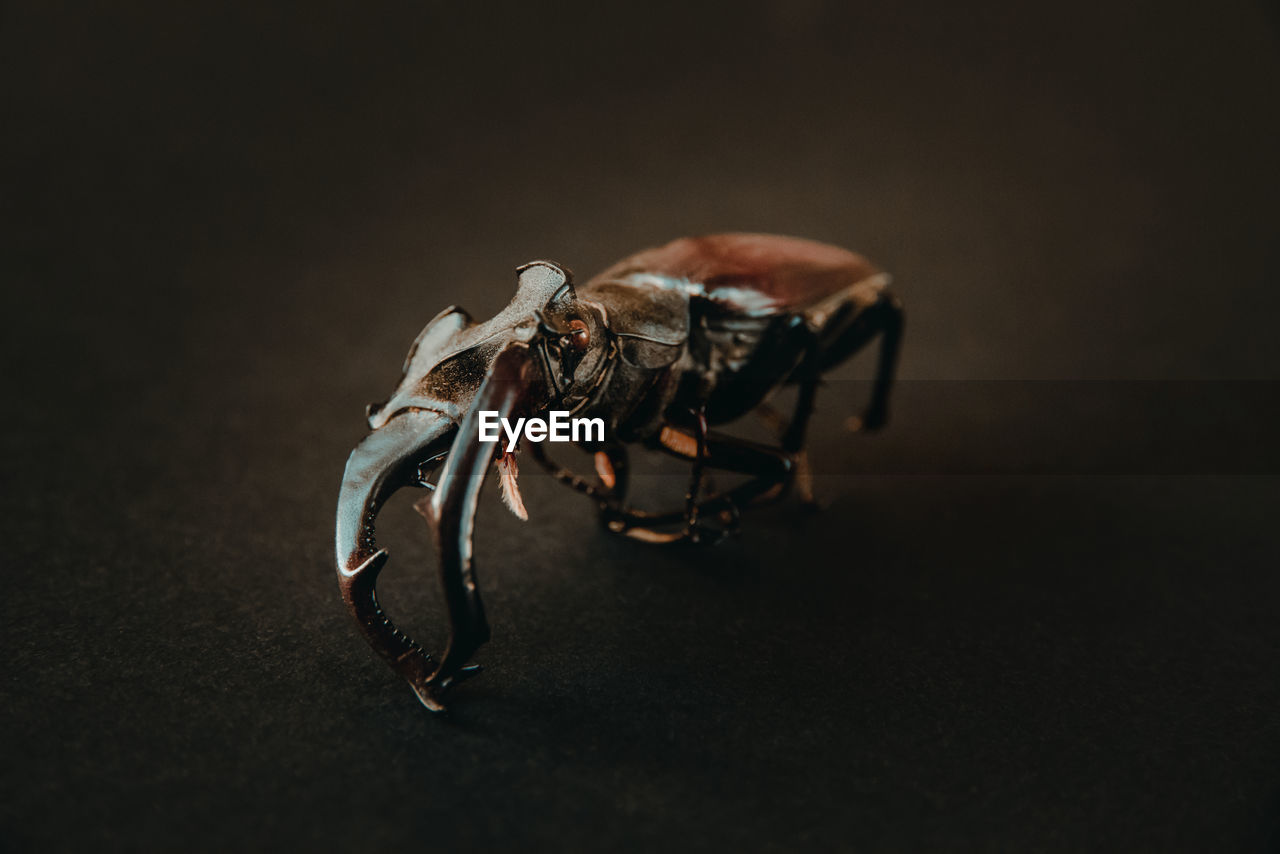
[335,233,904,712]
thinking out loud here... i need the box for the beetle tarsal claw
[497,452,528,520]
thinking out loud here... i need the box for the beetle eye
[562,319,590,352]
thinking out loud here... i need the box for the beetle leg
[529,441,606,500]
[682,407,710,540]
[782,351,821,452]
[755,401,817,508]
[793,450,816,509]
[529,438,630,504]
[814,291,904,431]
[601,430,793,544]
[589,408,722,545]
[595,440,630,502]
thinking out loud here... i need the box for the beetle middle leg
[755,401,817,507]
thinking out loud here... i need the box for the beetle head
[533,277,610,405]
[337,261,609,581]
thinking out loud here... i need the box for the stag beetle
[336,233,903,711]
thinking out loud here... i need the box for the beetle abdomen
[590,232,879,318]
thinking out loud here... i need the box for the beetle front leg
[601,430,793,544]
[594,440,630,504]
[529,438,630,506]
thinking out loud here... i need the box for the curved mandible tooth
[422,343,544,697]
[334,408,455,703]
[339,550,433,666]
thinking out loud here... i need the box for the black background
[4,1,1280,850]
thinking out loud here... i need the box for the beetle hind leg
[754,400,819,509]
[813,291,904,432]
[757,288,905,508]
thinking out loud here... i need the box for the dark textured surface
[4,1,1280,850]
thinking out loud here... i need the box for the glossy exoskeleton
[336,233,903,711]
